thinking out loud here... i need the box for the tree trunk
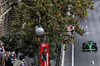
[56,46,61,66]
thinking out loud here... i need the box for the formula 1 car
[82,40,97,52]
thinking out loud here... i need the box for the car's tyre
[92,45,95,49]
[82,43,86,47]
[82,43,86,52]
[95,46,97,51]
[93,42,96,45]
[82,49,85,52]
[82,48,85,52]
[92,45,97,51]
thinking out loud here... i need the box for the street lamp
[35,25,44,36]
[35,13,44,66]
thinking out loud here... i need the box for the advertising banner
[40,43,49,66]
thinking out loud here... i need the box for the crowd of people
[0,43,27,66]
[0,44,16,66]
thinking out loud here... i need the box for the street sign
[67,25,74,31]
[67,25,74,36]
[67,31,72,36]
[40,43,49,66]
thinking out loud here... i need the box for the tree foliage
[0,0,94,65]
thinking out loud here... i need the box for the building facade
[0,0,21,37]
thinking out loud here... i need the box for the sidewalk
[64,44,72,66]
[14,59,21,66]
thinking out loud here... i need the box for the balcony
[0,0,8,7]
[0,6,12,18]
[9,0,21,3]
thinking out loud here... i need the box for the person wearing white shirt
[21,59,26,66]
[11,56,15,66]
[0,49,5,66]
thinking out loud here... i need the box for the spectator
[0,49,5,66]
[8,53,11,66]
[0,49,2,64]
[5,54,8,66]
[11,56,15,66]
[15,49,18,58]
[11,51,16,58]
[0,42,17,66]
[20,59,26,66]
[30,57,33,66]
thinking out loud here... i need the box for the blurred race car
[82,40,97,52]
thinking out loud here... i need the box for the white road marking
[90,32,94,34]
[85,32,94,34]
[61,44,65,66]
[86,32,89,34]
[86,26,88,28]
[92,61,95,65]
[72,44,74,66]
[85,20,87,22]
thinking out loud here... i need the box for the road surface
[75,0,100,66]
[64,0,100,66]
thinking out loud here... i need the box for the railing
[0,6,12,18]
[0,0,8,7]
[0,0,20,7]
[0,0,5,3]
[9,0,21,3]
